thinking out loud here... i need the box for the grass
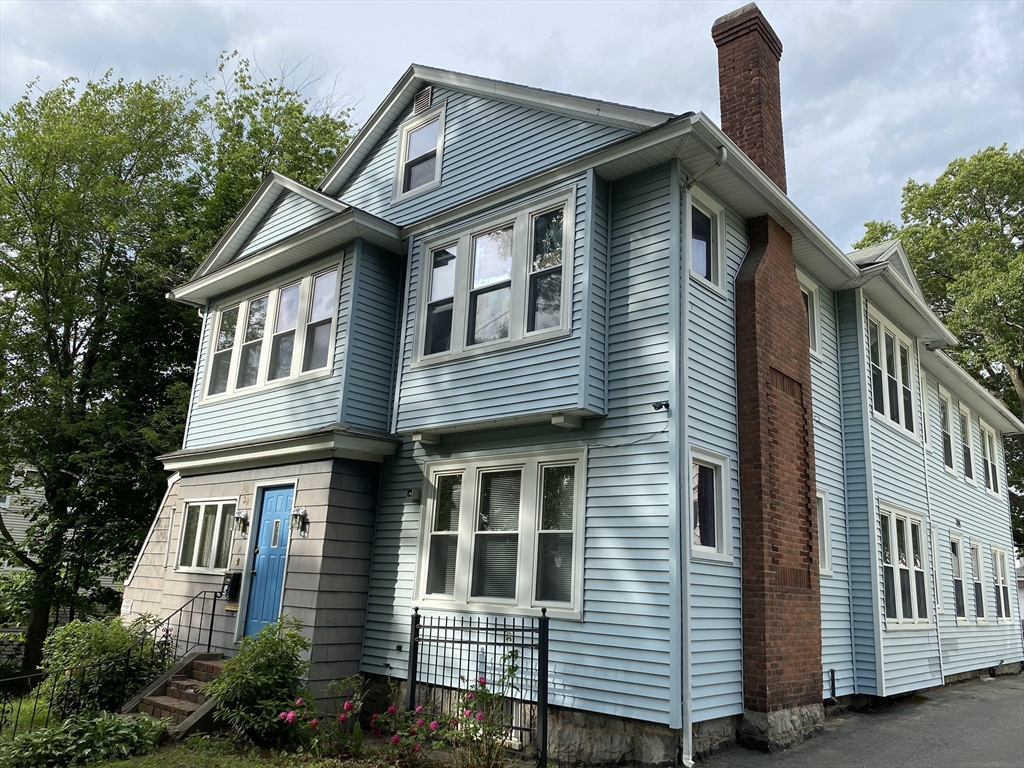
[0,690,63,741]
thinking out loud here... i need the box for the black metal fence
[405,607,549,767]
[0,591,219,741]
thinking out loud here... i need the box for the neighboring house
[122,3,1024,761]
[1017,566,1024,630]
[0,468,43,575]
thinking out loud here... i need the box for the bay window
[204,266,339,399]
[417,449,584,616]
[178,501,236,571]
[416,190,573,362]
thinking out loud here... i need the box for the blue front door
[245,486,293,636]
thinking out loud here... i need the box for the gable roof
[318,64,674,197]
[847,239,925,300]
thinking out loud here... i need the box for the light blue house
[123,3,1022,762]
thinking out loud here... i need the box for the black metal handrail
[0,590,219,741]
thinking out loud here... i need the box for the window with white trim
[417,449,584,615]
[691,447,730,560]
[957,404,975,483]
[969,540,986,622]
[0,494,8,508]
[992,547,1012,622]
[931,525,943,613]
[416,191,573,362]
[980,421,1000,495]
[178,501,236,570]
[797,273,821,355]
[205,267,339,398]
[817,489,832,575]
[394,104,445,201]
[949,533,966,620]
[936,387,954,471]
[880,509,929,624]
[868,315,916,435]
[689,187,725,290]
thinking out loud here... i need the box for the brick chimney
[712,3,787,192]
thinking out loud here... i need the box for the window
[969,541,985,622]
[416,190,573,362]
[394,105,445,201]
[689,188,725,290]
[797,272,821,355]
[690,447,730,560]
[931,525,943,613]
[0,494,8,509]
[950,534,966,621]
[992,547,1012,622]
[178,501,236,570]
[204,267,339,398]
[980,421,1000,495]
[936,387,954,471]
[417,449,584,616]
[958,404,974,483]
[817,489,832,575]
[880,509,929,624]
[868,315,916,436]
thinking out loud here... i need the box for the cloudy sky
[1,0,1021,251]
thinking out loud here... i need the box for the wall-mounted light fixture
[234,508,250,538]
[290,506,309,537]
[406,488,421,504]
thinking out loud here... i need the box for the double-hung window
[417,449,584,616]
[797,272,821,355]
[880,508,929,624]
[991,547,1011,621]
[690,447,730,560]
[969,540,985,622]
[868,315,916,436]
[205,266,339,399]
[958,404,975,483]
[950,534,967,620]
[178,501,236,571]
[936,387,954,472]
[817,489,832,575]
[980,421,1000,495]
[689,187,725,291]
[394,104,445,201]
[416,191,573,362]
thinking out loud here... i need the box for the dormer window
[394,104,445,202]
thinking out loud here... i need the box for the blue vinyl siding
[236,191,337,261]
[361,164,675,725]
[337,87,636,227]
[341,241,401,432]
[395,176,603,433]
[836,289,879,694]
[805,276,855,698]
[685,192,747,722]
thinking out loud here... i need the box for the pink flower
[476,711,485,722]
[415,705,423,714]
[344,700,354,712]
[478,676,487,685]
[310,718,319,727]
[466,692,474,701]
[390,734,401,745]
[429,720,439,731]
[371,713,379,721]
[339,713,348,722]
[278,711,288,720]
[416,718,424,727]
[372,727,381,736]
[413,743,422,753]
[449,717,458,727]
[285,710,296,724]
[463,709,472,717]
[387,705,397,716]
[295,698,303,706]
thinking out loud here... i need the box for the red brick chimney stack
[711,3,788,192]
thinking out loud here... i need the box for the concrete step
[139,695,200,724]
[165,677,209,705]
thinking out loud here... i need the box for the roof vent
[413,86,433,115]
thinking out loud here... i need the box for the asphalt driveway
[706,674,1024,768]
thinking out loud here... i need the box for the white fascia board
[879,270,958,348]
[922,352,1024,435]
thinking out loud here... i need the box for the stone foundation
[736,704,824,753]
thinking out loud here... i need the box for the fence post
[537,608,549,768]
[405,607,420,713]
[207,592,218,653]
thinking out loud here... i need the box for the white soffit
[921,352,1024,435]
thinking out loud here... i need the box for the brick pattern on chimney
[712,5,788,192]
[736,215,821,714]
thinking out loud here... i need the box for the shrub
[202,615,311,747]
[275,674,366,757]
[0,711,166,767]
[39,616,173,719]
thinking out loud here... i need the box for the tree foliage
[0,56,353,672]
[855,144,1024,556]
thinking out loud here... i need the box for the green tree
[855,145,1024,556]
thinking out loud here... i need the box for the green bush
[40,616,173,719]
[0,711,166,768]
[203,615,311,747]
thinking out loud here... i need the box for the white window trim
[880,505,932,628]
[689,446,732,563]
[817,488,832,576]
[969,539,987,624]
[392,103,446,204]
[956,402,977,486]
[175,498,238,573]
[936,384,956,476]
[930,524,943,613]
[867,311,919,442]
[796,270,822,359]
[950,532,969,625]
[0,494,8,509]
[202,261,341,402]
[991,546,1013,624]
[412,188,575,366]
[688,186,727,295]
[979,420,1001,498]
[413,447,585,619]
